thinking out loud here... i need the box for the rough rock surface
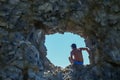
[0,0,120,80]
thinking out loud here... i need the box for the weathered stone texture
[0,0,120,80]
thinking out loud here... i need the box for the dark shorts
[72,61,83,71]
[74,61,83,65]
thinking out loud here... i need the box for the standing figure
[69,43,90,66]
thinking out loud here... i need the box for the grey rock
[0,0,120,80]
[9,0,20,5]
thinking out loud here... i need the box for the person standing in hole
[69,43,91,68]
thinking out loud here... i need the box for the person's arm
[69,52,74,64]
[79,47,91,54]
[79,47,92,60]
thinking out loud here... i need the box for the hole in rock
[45,32,90,68]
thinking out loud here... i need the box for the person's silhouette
[69,43,90,65]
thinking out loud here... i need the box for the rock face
[0,0,120,80]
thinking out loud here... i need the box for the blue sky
[45,32,89,68]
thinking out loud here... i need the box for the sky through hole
[45,32,89,68]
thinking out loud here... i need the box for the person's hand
[88,54,92,59]
[88,56,90,59]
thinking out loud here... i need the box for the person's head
[71,43,77,49]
